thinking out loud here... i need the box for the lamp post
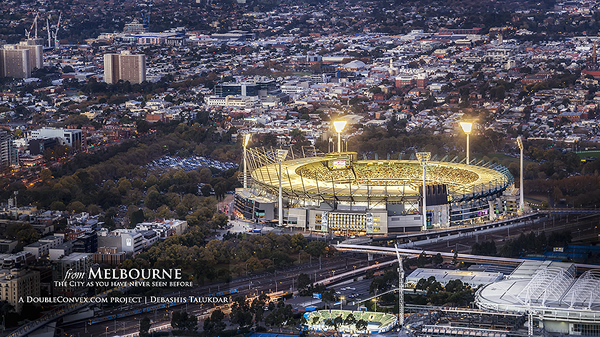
[243,133,251,189]
[517,136,524,214]
[276,149,289,227]
[416,152,431,231]
[460,122,472,165]
[333,120,347,153]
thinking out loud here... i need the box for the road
[57,254,388,337]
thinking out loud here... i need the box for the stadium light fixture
[276,149,289,228]
[333,120,347,153]
[416,152,431,231]
[460,122,472,165]
[243,134,251,189]
[517,137,524,214]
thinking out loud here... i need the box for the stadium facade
[475,260,600,335]
[234,148,515,234]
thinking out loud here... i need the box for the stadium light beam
[517,136,524,214]
[460,122,472,165]
[243,134,251,189]
[333,120,347,153]
[416,152,431,231]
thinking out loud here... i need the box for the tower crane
[53,12,62,49]
[25,13,39,39]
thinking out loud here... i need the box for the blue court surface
[247,333,299,337]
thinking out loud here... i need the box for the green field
[576,151,600,159]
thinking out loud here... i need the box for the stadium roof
[245,148,513,205]
[406,268,504,288]
[475,261,600,323]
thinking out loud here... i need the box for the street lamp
[333,120,347,153]
[243,133,251,189]
[517,136,525,214]
[460,122,472,165]
[276,149,289,228]
[416,152,431,231]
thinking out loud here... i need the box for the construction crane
[53,12,62,49]
[46,17,51,48]
[25,13,39,39]
[135,0,151,30]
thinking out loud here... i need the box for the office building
[104,51,146,84]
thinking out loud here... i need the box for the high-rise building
[0,46,31,78]
[16,40,44,70]
[0,130,18,169]
[104,51,146,84]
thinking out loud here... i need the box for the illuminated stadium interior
[235,147,515,233]
[245,148,512,204]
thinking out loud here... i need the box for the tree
[66,201,86,213]
[203,309,226,334]
[416,251,428,267]
[344,313,357,326]
[297,273,311,293]
[231,296,253,328]
[200,184,213,197]
[432,253,443,266]
[171,311,197,331]
[305,240,328,257]
[356,319,368,332]
[140,317,151,337]
[130,209,145,226]
[333,316,343,331]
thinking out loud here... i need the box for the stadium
[234,147,515,234]
[303,309,397,334]
[475,260,600,335]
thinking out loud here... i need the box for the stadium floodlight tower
[416,152,431,231]
[333,120,347,153]
[460,122,472,165]
[276,149,289,227]
[394,243,405,327]
[517,136,525,214]
[243,134,251,189]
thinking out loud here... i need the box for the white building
[205,95,259,109]
[97,229,144,255]
[29,127,83,149]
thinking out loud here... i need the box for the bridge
[334,243,600,272]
